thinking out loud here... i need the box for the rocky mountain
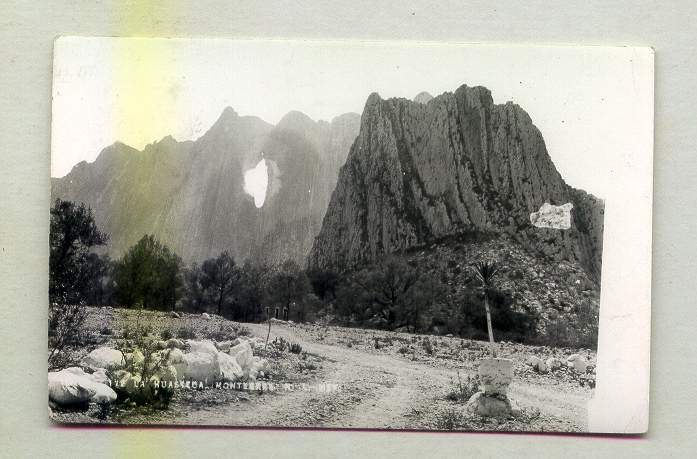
[52,108,361,265]
[413,91,434,104]
[308,85,604,282]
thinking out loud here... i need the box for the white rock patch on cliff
[530,202,573,230]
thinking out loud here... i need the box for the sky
[51,38,654,198]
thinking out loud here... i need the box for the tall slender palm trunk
[484,295,495,344]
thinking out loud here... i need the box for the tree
[114,235,181,310]
[268,260,310,321]
[200,251,239,316]
[236,260,271,322]
[472,260,501,348]
[307,267,340,301]
[345,257,435,331]
[49,199,108,304]
[181,263,206,313]
[82,253,116,306]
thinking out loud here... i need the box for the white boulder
[566,354,588,373]
[48,368,117,406]
[231,342,254,366]
[182,352,218,382]
[187,339,218,355]
[215,340,233,352]
[536,360,549,374]
[165,338,187,349]
[201,312,211,319]
[167,348,187,377]
[49,370,95,405]
[216,352,244,381]
[90,368,110,385]
[81,347,125,370]
[466,392,512,418]
[91,382,118,404]
[229,341,252,358]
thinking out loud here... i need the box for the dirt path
[165,322,588,430]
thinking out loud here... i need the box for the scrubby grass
[176,326,197,340]
[435,408,469,430]
[445,371,479,402]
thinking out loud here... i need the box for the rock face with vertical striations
[51,108,361,265]
[309,85,604,282]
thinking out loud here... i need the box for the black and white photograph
[46,38,653,433]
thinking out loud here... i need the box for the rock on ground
[48,367,117,406]
[566,354,588,373]
[466,392,513,418]
[81,347,125,370]
[187,339,218,355]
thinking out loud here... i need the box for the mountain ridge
[309,85,604,281]
[52,107,362,265]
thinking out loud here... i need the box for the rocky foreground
[49,307,595,432]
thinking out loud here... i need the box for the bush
[100,325,114,335]
[236,325,252,337]
[271,337,289,352]
[160,328,173,341]
[209,324,238,342]
[398,346,409,354]
[108,340,176,410]
[435,408,468,431]
[48,303,88,369]
[176,326,197,340]
[422,338,434,355]
[289,343,303,354]
[122,323,153,340]
[445,371,479,402]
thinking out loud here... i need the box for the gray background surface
[1,1,695,456]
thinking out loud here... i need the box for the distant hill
[52,108,361,265]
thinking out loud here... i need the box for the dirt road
[167,322,589,431]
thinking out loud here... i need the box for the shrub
[398,346,409,354]
[108,340,176,410]
[445,371,479,402]
[422,338,434,355]
[435,408,468,431]
[48,303,88,369]
[121,323,153,340]
[176,326,197,340]
[209,324,238,342]
[100,325,114,336]
[236,325,252,337]
[271,337,289,352]
[160,328,173,341]
[289,343,303,354]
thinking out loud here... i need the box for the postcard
[48,37,653,433]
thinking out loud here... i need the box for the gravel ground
[49,307,595,432]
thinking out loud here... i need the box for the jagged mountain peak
[276,110,318,132]
[52,102,362,266]
[413,91,434,104]
[309,83,603,281]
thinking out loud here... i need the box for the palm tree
[472,260,500,351]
